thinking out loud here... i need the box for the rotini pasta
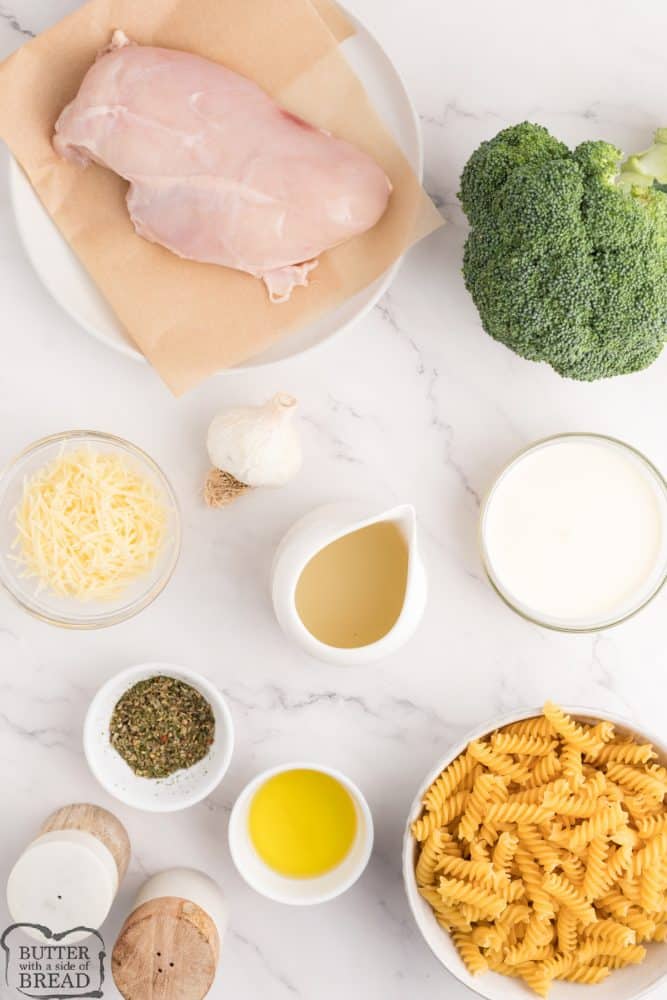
[492,830,518,876]
[411,703,667,996]
[468,740,530,783]
[471,924,504,950]
[542,872,597,924]
[647,762,667,784]
[469,837,491,862]
[417,884,443,910]
[503,912,554,965]
[558,852,585,887]
[434,903,473,933]
[525,752,562,789]
[514,848,555,920]
[623,908,657,941]
[560,743,584,790]
[543,702,613,753]
[582,835,610,900]
[591,741,656,766]
[632,830,667,876]
[491,732,557,757]
[606,762,667,801]
[415,828,446,886]
[583,918,636,948]
[438,877,506,918]
[459,773,505,842]
[436,855,498,888]
[546,794,598,819]
[486,801,554,825]
[504,717,556,740]
[452,930,488,975]
[639,861,665,912]
[597,888,631,919]
[589,945,646,969]
[607,841,633,881]
[561,965,610,985]
[618,873,641,906]
[516,824,560,873]
[636,813,667,840]
[423,751,475,813]
[411,789,469,841]
[553,802,625,852]
[555,907,577,954]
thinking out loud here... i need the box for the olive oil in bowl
[248,768,357,878]
[229,761,374,903]
[294,520,409,648]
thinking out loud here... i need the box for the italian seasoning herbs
[110,676,215,779]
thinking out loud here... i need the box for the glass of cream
[480,433,667,632]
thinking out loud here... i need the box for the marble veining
[1,1,667,997]
[0,5,33,37]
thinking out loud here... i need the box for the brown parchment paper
[310,0,356,42]
[0,0,442,394]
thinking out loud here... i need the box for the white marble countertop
[1,1,667,997]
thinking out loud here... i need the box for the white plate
[9,9,422,369]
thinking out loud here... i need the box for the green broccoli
[459,122,667,380]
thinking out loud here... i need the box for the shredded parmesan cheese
[12,448,168,601]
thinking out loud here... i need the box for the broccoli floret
[459,122,569,228]
[459,122,667,380]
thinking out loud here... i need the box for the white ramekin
[84,662,234,813]
[229,761,373,905]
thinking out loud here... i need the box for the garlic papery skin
[205,393,302,507]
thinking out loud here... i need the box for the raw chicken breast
[53,32,391,301]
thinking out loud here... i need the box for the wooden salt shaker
[6,803,130,940]
[112,868,228,1000]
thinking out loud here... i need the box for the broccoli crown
[459,122,667,380]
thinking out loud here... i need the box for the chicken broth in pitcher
[295,521,409,648]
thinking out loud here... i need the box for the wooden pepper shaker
[112,868,228,1000]
[6,803,130,941]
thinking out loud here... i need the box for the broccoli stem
[618,128,667,192]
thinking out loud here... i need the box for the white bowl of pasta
[402,703,667,1000]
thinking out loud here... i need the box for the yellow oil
[248,769,357,878]
[294,520,409,648]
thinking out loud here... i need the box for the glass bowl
[0,431,181,628]
[479,433,667,633]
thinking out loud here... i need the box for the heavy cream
[481,435,667,629]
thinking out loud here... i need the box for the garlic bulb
[205,393,302,507]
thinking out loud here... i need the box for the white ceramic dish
[402,705,667,1000]
[84,663,234,812]
[8,8,422,369]
[228,761,373,905]
[271,501,428,666]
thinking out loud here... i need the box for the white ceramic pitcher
[271,501,427,665]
